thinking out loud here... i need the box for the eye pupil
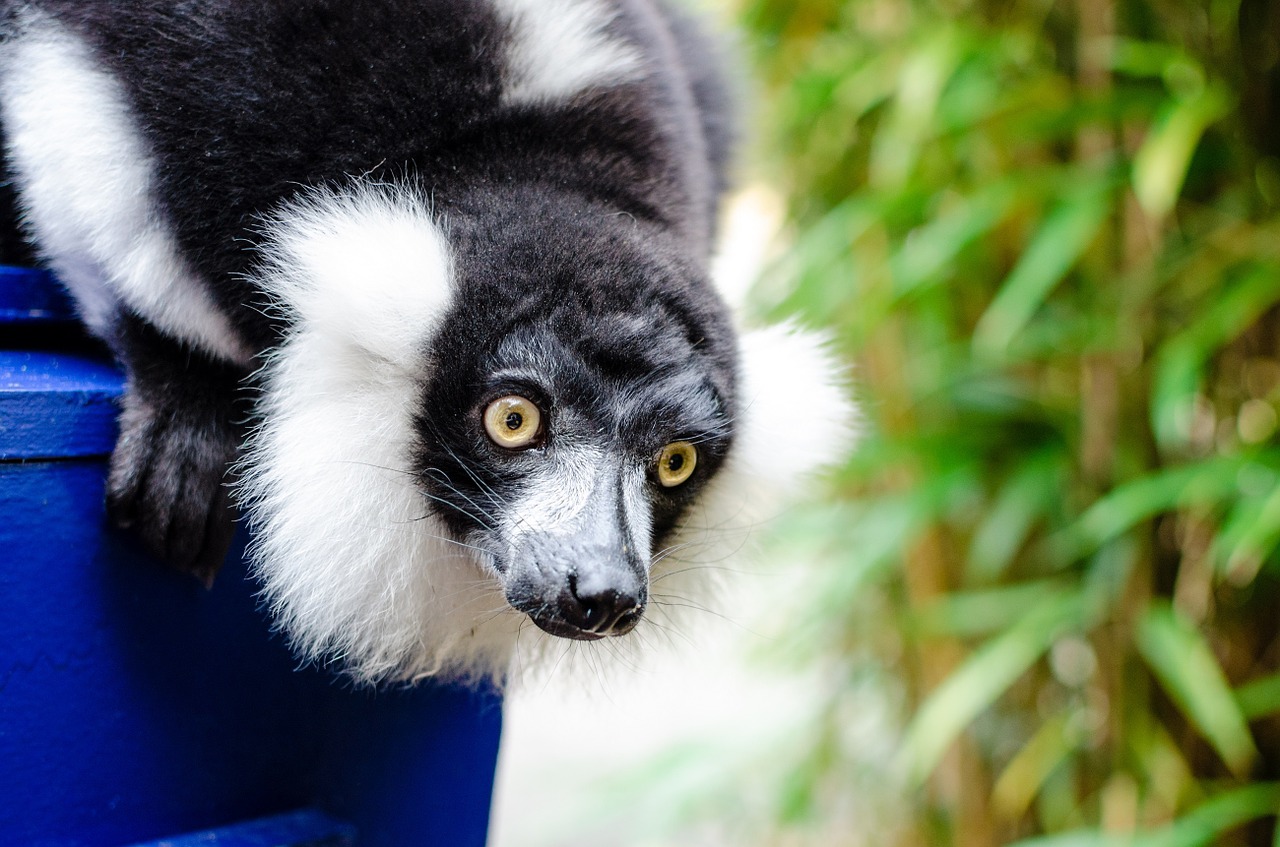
[505,412,523,431]
[667,454,684,472]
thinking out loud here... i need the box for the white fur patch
[0,14,250,364]
[493,0,645,105]
[501,445,603,539]
[728,324,858,492]
[620,464,654,564]
[238,183,523,685]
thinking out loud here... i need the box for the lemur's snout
[561,568,645,636]
[494,456,655,640]
[509,554,648,641]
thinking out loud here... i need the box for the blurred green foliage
[716,0,1280,843]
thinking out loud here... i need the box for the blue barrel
[0,267,502,847]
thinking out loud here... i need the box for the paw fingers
[163,439,237,581]
[106,405,238,582]
[105,403,169,531]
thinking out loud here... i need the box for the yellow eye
[483,395,543,449]
[656,441,697,487]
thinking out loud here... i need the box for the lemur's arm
[105,314,247,583]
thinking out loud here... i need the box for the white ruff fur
[0,14,250,364]
[493,0,644,105]
[238,184,522,685]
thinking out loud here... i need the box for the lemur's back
[0,0,733,350]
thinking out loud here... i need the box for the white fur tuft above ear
[255,184,452,368]
[493,0,644,106]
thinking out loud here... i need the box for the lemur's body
[0,0,848,682]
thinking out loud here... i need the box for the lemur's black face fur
[416,206,736,639]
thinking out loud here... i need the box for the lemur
[0,0,850,683]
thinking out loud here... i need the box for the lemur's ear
[730,322,857,497]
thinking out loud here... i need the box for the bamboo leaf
[1082,538,1139,616]
[759,195,881,320]
[1132,83,1232,218]
[966,451,1063,583]
[1150,341,1205,450]
[897,592,1085,785]
[972,177,1112,355]
[1151,265,1280,450]
[992,709,1078,821]
[1215,483,1280,583]
[1008,783,1280,847]
[1055,457,1248,561]
[1236,671,1280,721]
[1137,604,1258,777]
[1109,37,1192,79]
[869,31,960,188]
[912,581,1071,638]
[1007,832,1133,847]
[890,181,1017,297]
[1155,782,1280,847]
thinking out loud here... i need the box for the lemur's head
[413,204,738,641]
[241,183,849,684]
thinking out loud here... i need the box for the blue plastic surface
[0,450,503,847]
[126,809,356,847]
[0,265,75,323]
[1,267,503,847]
[0,350,123,459]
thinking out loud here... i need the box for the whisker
[541,640,576,695]
[650,592,767,639]
[650,563,750,583]
[440,442,507,505]
[639,615,694,649]
[416,423,543,534]
[423,466,503,528]
[383,518,493,557]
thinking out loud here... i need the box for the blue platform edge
[0,262,123,460]
[1,265,504,847]
[0,264,76,323]
[126,809,356,847]
[0,350,123,459]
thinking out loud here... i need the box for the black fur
[13,0,731,344]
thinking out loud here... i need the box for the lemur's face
[414,242,737,640]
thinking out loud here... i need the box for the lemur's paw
[106,392,239,585]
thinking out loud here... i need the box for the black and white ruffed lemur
[0,0,851,683]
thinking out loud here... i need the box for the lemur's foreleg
[105,314,247,582]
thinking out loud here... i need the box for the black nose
[560,569,644,635]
